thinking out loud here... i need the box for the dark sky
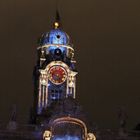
[0,0,140,129]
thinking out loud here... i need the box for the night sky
[0,0,140,129]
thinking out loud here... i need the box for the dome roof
[39,29,70,46]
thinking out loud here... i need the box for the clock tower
[33,15,77,117]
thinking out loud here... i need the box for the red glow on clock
[48,66,67,85]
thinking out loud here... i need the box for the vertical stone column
[38,80,42,114]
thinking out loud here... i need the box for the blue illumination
[53,135,81,140]
[51,96,57,100]
[48,46,57,51]
[41,29,70,46]
[47,46,66,54]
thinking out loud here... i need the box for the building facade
[32,16,96,140]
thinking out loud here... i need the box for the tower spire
[55,9,60,22]
[53,0,61,29]
[54,10,61,29]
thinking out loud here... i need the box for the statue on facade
[7,104,17,131]
[118,106,128,137]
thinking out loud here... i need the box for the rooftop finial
[53,0,61,29]
[54,10,61,29]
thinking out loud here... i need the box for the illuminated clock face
[48,66,67,85]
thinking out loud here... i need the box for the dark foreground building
[0,15,140,140]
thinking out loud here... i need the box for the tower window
[51,93,56,100]
[56,35,61,39]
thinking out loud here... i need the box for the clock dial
[48,66,67,85]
